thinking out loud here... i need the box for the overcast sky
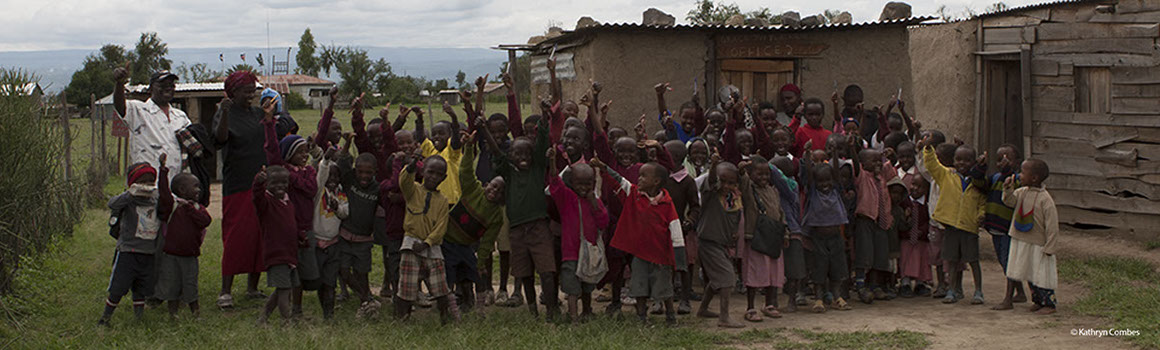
[0,0,1044,52]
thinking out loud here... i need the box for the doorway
[717,59,796,105]
[984,59,1025,163]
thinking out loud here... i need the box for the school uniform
[261,120,320,283]
[337,152,380,275]
[852,167,893,273]
[799,156,850,285]
[607,171,684,301]
[309,159,348,288]
[156,178,211,304]
[899,196,932,283]
[443,144,506,286]
[770,164,807,281]
[739,182,786,289]
[252,178,303,289]
[396,167,451,302]
[548,169,609,296]
[494,115,554,279]
[107,189,162,303]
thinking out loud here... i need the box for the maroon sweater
[253,177,303,268]
[158,167,212,257]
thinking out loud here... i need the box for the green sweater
[445,143,506,269]
[494,114,550,227]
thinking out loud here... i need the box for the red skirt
[221,189,265,275]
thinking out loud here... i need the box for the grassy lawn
[0,204,929,349]
[1059,257,1160,348]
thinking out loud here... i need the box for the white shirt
[120,98,191,183]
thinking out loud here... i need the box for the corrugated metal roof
[260,74,335,86]
[970,0,1104,19]
[125,82,263,94]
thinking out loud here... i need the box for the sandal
[216,294,234,309]
[744,309,763,322]
[832,297,853,311]
[762,305,782,318]
[811,299,826,313]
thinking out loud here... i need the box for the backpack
[575,198,608,284]
[750,194,786,259]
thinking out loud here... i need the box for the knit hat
[841,117,859,127]
[279,135,307,162]
[126,162,157,185]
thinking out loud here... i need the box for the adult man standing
[113,63,191,183]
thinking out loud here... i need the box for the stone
[576,16,599,29]
[781,11,801,28]
[725,14,746,26]
[643,8,676,26]
[545,26,564,39]
[745,17,769,27]
[879,2,913,21]
[800,15,823,27]
[835,11,853,24]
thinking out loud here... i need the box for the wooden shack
[915,0,1160,239]
[508,16,929,129]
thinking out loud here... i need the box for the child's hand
[803,139,814,151]
[398,104,411,119]
[591,79,602,94]
[976,151,988,167]
[795,102,805,116]
[579,92,591,107]
[546,145,556,159]
[546,56,557,72]
[1003,175,1016,191]
[589,157,606,170]
[642,139,661,149]
[379,102,392,119]
[218,92,234,112]
[113,61,130,85]
[411,106,424,116]
[473,116,487,131]
[158,153,167,169]
[255,166,268,183]
[883,147,896,161]
[738,160,752,170]
[953,136,965,146]
[710,148,722,165]
[475,74,488,89]
[462,130,476,145]
[328,86,340,106]
[634,114,647,136]
[350,92,365,112]
[997,153,1012,170]
[413,241,429,253]
[831,91,840,106]
[324,148,338,161]
[655,82,671,95]
[342,132,354,142]
[502,73,514,89]
[261,96,279,121]
[443,100,455,115]
[600,100,613,116]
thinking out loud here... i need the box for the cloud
[0,0,1046,51]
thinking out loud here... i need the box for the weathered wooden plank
[1037,22,1159,40]
[985,27,1027,44]
[1111,96,1160,115]
[1050,7,1078,22]
[1089,10,1160,23]
[984,16,1042,28]
[1045,173,1160,199]
[1037,53,1160,68]
[1031,85,1075,112]
[1033,74,1074,86]
[984,43,1023,53]
[719,59,794,73]
[1111,66,1160,85]
[1033,135,1137,160]
[1112,141,1160,160]
[1033,120,1160,143]
[1031,153,1160,178]
[1075,113,1160,128]
[1116,0,1160,14]
[1060,63,1074,76]
[1112,84,1160,97]
[1057,205,1160,231]
[1033,38,1156,55]
[1031,60,1060,76]
[1052,189,1160,215]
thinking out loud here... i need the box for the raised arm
[548,56,562,105]
[112,62,129,118]
[460,136,484,197]
[392,104,411,134]
[751,109,776,159]
[213,95,234,144]
[504,73,524,138]
[412,106,427,144]
[722,117,742,164]
[442,100,463,150]
[314,86,339,149]
[157,154,174,221]
[349,94,375,155]
[262,115,285,167]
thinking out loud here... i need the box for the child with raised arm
[597,158,685,326]
[655,82,704,142]
[100,162,162,326]
[919,134,987,305]
[791,98,832,157]
[982,144,1029,311]
[850,144,895,304]
[339,95,383,315]
[769,155,808,310]
[261,102,318,317]
[1001,158,1059,315]
[156,154,212,318]
[252,165,305,324]
[421,101,464,204]
[308,149,348,320]
[663,140,702,315]
[799,143,852,313]
[899,176,933,297]
[546,147,609,323]
[394,152,455,323]
[442,129,506,313]
[695,153,746,328]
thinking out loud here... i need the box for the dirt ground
[205,184,1145,349]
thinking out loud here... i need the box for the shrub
[284,91,309,110]
[0,68,85,294]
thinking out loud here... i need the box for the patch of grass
[1060,257,1160,348]
[2,208,929,349]
[1144,240,1160,251]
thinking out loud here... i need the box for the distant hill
[0,46,508,93]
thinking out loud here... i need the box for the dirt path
[204,184,1142,349]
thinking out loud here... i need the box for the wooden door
[718,59,795,104]
[984,60,1024,162]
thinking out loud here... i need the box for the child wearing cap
[100,161,163,326]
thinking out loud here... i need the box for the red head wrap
[779,83,802,96]
[224,71,259,98]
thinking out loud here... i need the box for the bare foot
[1035,307,1056,315]
[697,309,719,318]
[718,319,746,328]
[991,302,1014,311]
[1029,304,1043,312]
[1012,294,1027,303]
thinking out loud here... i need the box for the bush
[0,68,85,294]
[284,91,309,110]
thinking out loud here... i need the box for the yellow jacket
[922,146,986,233]
[400,167,450,246]
[421,139,463,204]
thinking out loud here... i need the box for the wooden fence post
[60,92,72,179]
[90,94,96,167]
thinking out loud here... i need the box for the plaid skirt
[396,251,451,302]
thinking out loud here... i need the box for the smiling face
[716,163,739,193]
[367,122,384,149]
[706,110,727,133]
[909,176,929,200]
[325,165,341,192]
[638,163,666,194]
[355,158,376,187]
[488,118,510,139]
[843,121,859,136]
[485,176,506,203]
[953,146,976,175]
[430,122,451,150]
[735,130,754,155]
[780,90,801,113]
[858,149,882,175]
[771,129,790,155]
[760,107,778,132]
[688,141,709,168]
[804,102,824,127]
[997,145,1018,172]
[230,82,258,107]
[562,126,589,158]
[421,157,448,191]
[897,142,916,171]
[151,78,176,104]
[614,137,638,167]
[825,134,845,158]
[679,107,698,133]
[567,163,596,198]
[396,130,416,155]
[327,120,343,146]
[510,139,534,170]
[523,120,538,141]
[888,184,907,204]
[562,101,580,119]
[289,144,309,167]
[172,174,201,201]
[749,161,772,188]
[266,167,290,198]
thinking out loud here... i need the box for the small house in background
[501,9,929,129]
[438,89,461,105]
[259,74,336,109]
[912,0,1160,239]
[438,83,506,105]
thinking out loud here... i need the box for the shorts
[372,210,389,245]
[304,244,341,289]
[810,231,849,285]
[339,238,373,274]
[941,227,980,263]
[697,240,735,291]
[157,253,199,303]
[853,216,891,271]
[783,238,808,280]
[508,219,556,278]
[443,241,480,284]
[559,261,596,296]
[267,264,300,289]
[297,236,320,282]
[990,231,1012,273]
[108,251,155,300]
[397,251,450,302]
[629,257,673,300]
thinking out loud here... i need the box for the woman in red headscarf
[212,71,269,308]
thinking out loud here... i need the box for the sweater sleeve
[262,118,284,166]
[921,146,948,186]
[460,143,484,202]
[157,166,174,221]
[723,118,741,164]
[1043,195,1059,255]
[315,107,334,149]
[507,93,524,138]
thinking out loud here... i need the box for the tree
[433,79,451,92]
[295,28,319,76]
[319,46,391,96]
[686,0,742,25]
[455,70,467,89]
[985,2,1009,13]
[227,64,255,75]
[173,62,220,83]
[130,32,171,85]
[63,44,131,106]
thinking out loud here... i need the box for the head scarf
[261,88,283,113]
[279,135,307,163]
[779,83,802,96]
[684,137,711,177]
[224,71,258,98]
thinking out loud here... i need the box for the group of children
[100,61,1061,327]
